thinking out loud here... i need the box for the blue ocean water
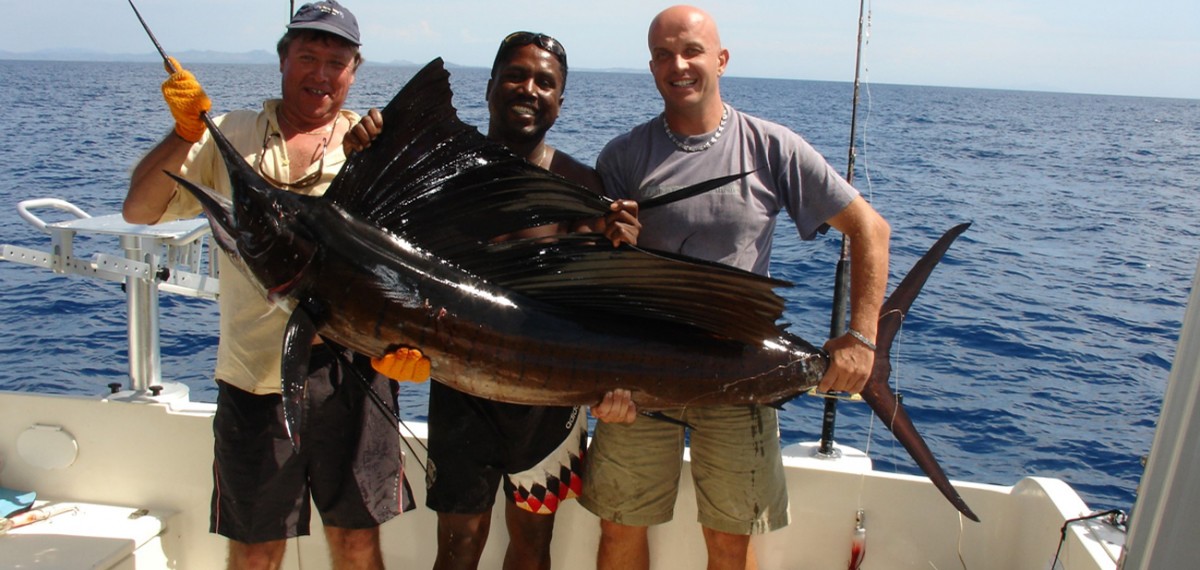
[1,60,1197,516]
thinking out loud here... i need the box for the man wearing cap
[125,2,424,569]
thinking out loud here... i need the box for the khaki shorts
[580,404,789,535]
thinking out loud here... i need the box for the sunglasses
[255,118,336,191]
[492,31,568,74]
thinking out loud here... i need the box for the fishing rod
[817,0,870,458]
[127,0,177,74]
[127,0,220,138]
[825,3,873,568]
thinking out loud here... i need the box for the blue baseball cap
[288,1,361,46]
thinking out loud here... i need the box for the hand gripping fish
[168,58,978,522]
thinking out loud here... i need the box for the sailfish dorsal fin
[322,58,792,344]
[324,58,610,257]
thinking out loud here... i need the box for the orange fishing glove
[371,348,432,383]
[160,57,211,143]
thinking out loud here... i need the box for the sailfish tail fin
[860,223,980,522]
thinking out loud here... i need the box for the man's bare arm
[818,196,891,394]
[125,133,192,224]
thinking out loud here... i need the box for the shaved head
[648,5,722,52]
[646,5,729,131]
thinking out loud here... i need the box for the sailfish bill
[168,58,978,522]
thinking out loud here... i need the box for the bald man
[579,6,891,570]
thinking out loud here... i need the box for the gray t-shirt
[597,106,857,276]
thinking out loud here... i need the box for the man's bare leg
[597,519,649,570]
[325,526,384,570]
[503,502,556,570]
[227,539,286,570]
[701,526,754,570]
[433,511,493,570]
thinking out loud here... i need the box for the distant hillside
[0,48,432,68]
[0,49,642,74]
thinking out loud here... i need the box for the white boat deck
[0,389,1123,569]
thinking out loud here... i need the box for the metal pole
[121,235,162,392]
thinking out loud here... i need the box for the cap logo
[313,4,343,17]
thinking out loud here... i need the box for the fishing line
[874,308,905,462]
[332,349,430,474]
[1051,509,1126,569]
[836,0,877,520]
[955,510,968,569]
[858,3,876,204]
[851,4,978,543]
[924,516,968,570]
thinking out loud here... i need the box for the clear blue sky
[3,0,1197,99]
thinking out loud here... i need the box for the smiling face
[486,43,566,146]
[278,33,359,125]
[648,6,728,125]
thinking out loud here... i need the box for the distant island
[0,48,434,67]
[0,48,644,75]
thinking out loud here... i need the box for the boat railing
[1,199,219,401]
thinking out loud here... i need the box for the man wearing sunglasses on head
[349,31,639,570]
[124,3,427,569]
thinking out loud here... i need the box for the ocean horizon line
[2,49,1195,102]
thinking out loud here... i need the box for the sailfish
[168,58,979,522]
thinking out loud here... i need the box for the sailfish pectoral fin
[862,223,980,522]
[860,368,980,522]
[281,309,319,451]
[164,173,238,254]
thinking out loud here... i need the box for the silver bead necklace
[662,105,729,153]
